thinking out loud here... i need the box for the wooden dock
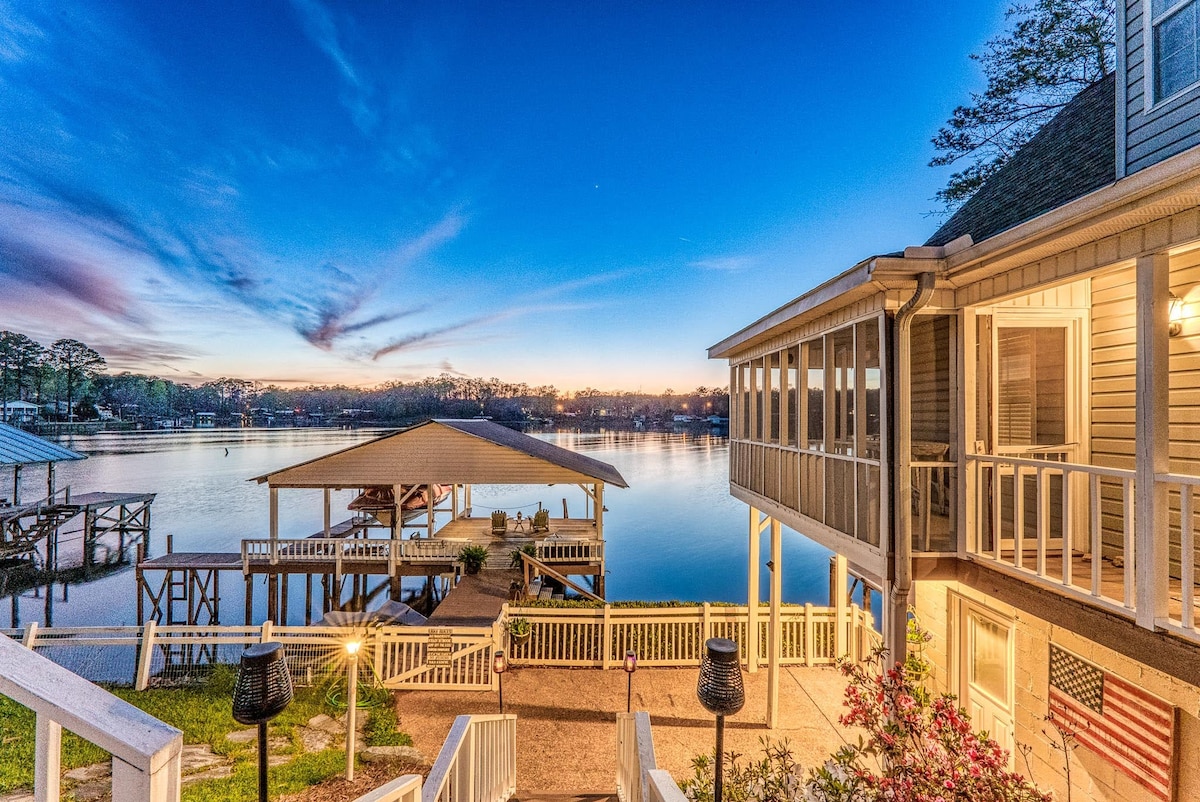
[427,569,521,627]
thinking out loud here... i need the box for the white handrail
[423,715,516,802]
[353,774,423,802]
[616,712,657,802]
[0,634,182,801]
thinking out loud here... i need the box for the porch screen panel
[910,315,956,552]
[739,363,751,439]
[831,327,855,456]
[825,457,855,534]
[805,340,825,451]
[752,359,764,441]
[858,319,881,459]
[768,352,781,443]
[786,346,799,447]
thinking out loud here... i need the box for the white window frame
[1144,0,1200,112]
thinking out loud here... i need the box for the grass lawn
[0,665,411,800]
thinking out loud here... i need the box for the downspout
[887,271,937,664]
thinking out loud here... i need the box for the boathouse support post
[427,480,436,539]
[11,464,20,506]
[323,488,331,537]
[269,487,279,541]
[767,517,782,729]
[1135,253,1170,629]
[596,483,604,542]
[747,506,761,673]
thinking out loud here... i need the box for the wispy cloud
[371,312,507,360]
[689,254,758,273]
[0,0,44,64]
[288,0,376,133]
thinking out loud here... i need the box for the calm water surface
[10,429,833,626]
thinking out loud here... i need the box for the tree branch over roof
[930,0,1116,211]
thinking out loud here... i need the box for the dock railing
[0,631,182,801]
[423,715,516,802]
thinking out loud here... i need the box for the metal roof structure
[253,418,629,489]
[0,423,87,466]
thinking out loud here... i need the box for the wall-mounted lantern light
[1170,292,1185,337]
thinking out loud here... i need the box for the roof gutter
[887,271,936,664]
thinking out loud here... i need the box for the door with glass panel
[956,600,1015,757]
[988,314,1083,553]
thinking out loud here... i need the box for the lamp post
[696,638,744,802]
[345,640,361,782]
[232,642,294,802]
[623,650,637,713]
[493,649,508,713]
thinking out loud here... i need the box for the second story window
[1153,0,1200,103]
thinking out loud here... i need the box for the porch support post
[596,483,605,542]
[747,506,761,673]
[1135,253,1170,629]
[833,553,848,658]
[427,481,436,539]
[767,517,782,729]
[269,487,279,541]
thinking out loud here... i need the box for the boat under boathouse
[136,419,628,626]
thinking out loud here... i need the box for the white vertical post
[833,554,848,658]
[269,487,279,541]
[1135,253,1170,629]
[323,488,331,536]
[136,621,158,691]
[596,483,605,542]
[747,506,761,673]
[767,518,782,729]
[22,621,38,648]
[34,715,61,802]
[111,751,181,802]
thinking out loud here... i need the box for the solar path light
[623,650,637,713]
[345,640,362,781]
[232,642,294,802]
[493,649,508,713]
[696,638,744,802]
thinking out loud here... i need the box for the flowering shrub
[683,620,1051,802]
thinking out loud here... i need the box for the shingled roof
[925,72,1116,248]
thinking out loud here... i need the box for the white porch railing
[1157,472,1200,642]
[504,603,875,667]
[423,715,516,802]
[616,712,687,802]
[535,540,605,563]
[0,632,182,802]
[967,454,1137,616]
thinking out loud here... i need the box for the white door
[990,314,1083,553]
[957,601,1015,757]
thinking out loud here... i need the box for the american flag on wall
[1047,645,1177,801]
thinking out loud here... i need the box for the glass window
[804,339,824,451]
[968,612,1010,705]
[910,315,951,461]
[1154,0,1200,101]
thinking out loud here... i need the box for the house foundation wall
[914,579,1200,802]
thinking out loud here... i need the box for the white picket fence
[3,603,877,691]
[503,603,878,667]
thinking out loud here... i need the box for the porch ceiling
[251,419,629,489]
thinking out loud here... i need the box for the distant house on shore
[0,401,39,425]
[713,9,1200,801]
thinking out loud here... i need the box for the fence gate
[376,626,496,690]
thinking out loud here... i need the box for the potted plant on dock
[458,544,489,575]
[506,616,531,647]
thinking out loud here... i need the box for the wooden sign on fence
[426,628,454,667]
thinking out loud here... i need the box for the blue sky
[0,1,1007,392]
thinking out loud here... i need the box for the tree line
[0,330,728,425]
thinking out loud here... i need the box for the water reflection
[6,428,833,626]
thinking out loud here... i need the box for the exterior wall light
[1170,292,1185,337]
[232,642,294,802]
[623,650,637,713]
[696,638,745,802]
[493,649,508,713]
[344,640,362,781]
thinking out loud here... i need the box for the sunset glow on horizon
[1,2,1008,392]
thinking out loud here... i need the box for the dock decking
[426,569,521,627]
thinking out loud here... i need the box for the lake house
[711,5,1200,799]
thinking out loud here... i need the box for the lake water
[8,428,837,627]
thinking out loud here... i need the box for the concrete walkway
[393,664,855,792]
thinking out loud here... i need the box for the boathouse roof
[0,422,87,466]
[252,418,629,489]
